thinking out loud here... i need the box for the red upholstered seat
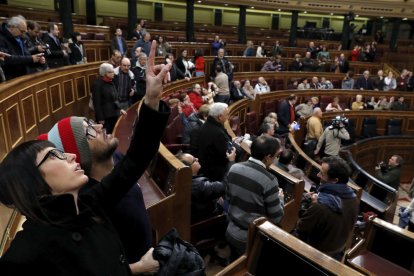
[246,111,258,136]
[261,100,276,122]
[230,116,241,136]
[350,251,413,276]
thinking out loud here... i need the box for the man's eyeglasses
[37,148,67,168]
[84,119,97,139]
[188,158,198,166]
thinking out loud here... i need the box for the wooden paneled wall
[0,63,100,161]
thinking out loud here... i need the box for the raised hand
[144,40,172,110]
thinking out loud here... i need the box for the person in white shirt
[254,77,270,95]
[383,71,397,91]
[256,42,265,57]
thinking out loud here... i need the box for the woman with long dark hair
[69,32,86,65]
[0,41,172,275]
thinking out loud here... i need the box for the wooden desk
[217,217,364,276]
[346,217,414,275]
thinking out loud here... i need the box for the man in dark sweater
[375,155,403,190]
[296,156,358,260]
[198,102,235,181]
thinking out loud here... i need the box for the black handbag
[153,228,205,276]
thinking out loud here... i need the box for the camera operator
[314,116,350,157]
[375,155,403,190]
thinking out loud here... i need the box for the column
[409,21,414,40]
[389,18,401,52]
[186,0,195,42]
[288,11,298,47]
[127,0,137,40]
[59,0,73,38]
[85,0,96,26]
[341,15,351,50]
[238,5,246,44]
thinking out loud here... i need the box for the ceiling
[192,0,414,20]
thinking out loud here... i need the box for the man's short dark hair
[258,123,273,136]
[393,155,403,167]
[288,94,297,101]
[278,149,294,165]
[215,65,222,73]
[251,135,280,160]
[27,20,40,31]
[47,22,56,33]
[321,156,351,184]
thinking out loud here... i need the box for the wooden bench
[0,206,24,257]
[216,217,364,276]
[345,217,414,275]
[113,105,192,242]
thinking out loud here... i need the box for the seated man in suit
[231,80,254,102]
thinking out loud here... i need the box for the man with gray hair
[131,52,147,103]
[198,102,235,181]
[354,70,373,90]
[0,16,47,80]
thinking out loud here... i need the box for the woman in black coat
[91,62,121,134]
[0,41,172,275]
[69,32,86,65]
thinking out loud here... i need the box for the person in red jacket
[188,84,204,110]
[194,48,205,77]
[179,93,197,117]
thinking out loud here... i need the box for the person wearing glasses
[0,40,172,275]
[0,16,46,80]
[226,135,285,258]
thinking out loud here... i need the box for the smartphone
[227,141,233,153]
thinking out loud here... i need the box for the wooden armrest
[215,255,249,276]
[346,238,366,259]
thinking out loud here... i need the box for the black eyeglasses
[37,148,67,168]
[84,118,97,139]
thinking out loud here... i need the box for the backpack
[153,228,205,276]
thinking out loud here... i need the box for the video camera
[329,115,349,129]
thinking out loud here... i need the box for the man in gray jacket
[315,118,350,157]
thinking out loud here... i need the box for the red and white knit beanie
[37,117,92,174]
